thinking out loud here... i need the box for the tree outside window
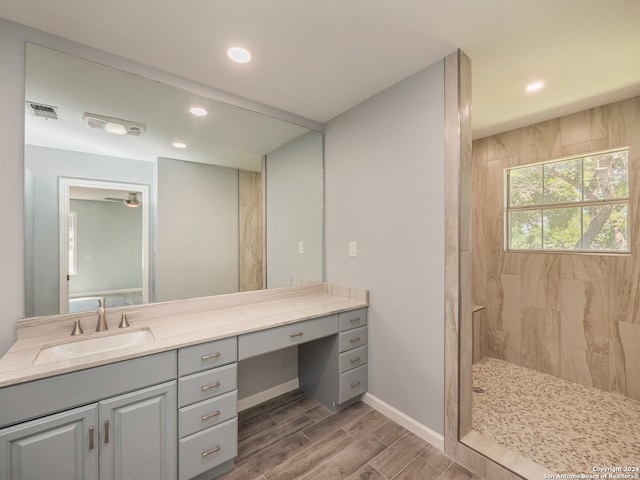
[506,149,629,253]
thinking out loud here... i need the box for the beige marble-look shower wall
[239,170,264,292]
[472,95,640,400]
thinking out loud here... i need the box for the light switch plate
[349,241,357,257]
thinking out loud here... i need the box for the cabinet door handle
[350,337,361,343]
[201,381,221,392]
[350,357,361,363]
[290,332,304,338]
[350,317,361,323]
[201,352,221,361]
[89,426,95,450]
[350,381,362,388]
[104,420,110,444]
[202,446,221,457]
[201,410,221,422]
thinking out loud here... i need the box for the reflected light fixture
[190,106,208,117]
[227,47,251,64]
[83,113,146,136]
[104,122,127,135]
[172,142,187,149]
[526,81,545,92]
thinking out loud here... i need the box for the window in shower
[505,148,630,253]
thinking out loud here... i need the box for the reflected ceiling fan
[104,192,141,208]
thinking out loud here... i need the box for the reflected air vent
[27,102,59,120]
[83,113,146,136]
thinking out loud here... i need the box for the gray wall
[324,61,446,434]
[0,19,30,355]
[156,158,239,302]
[24,145,153,316]
[266,130,324,288]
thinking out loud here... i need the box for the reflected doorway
[59,178,149,313]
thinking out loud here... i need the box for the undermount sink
[33,327,156,365]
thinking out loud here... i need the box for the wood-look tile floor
[220,390,483,480]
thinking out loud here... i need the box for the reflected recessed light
[190,106,208,117]
[172,142,187,149]
[227,47,251,64]
[526,81,545,92]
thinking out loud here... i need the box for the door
[0,404,99,480]
[99,381,176,480]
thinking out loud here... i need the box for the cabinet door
[99,381,176,480]
[0,404,98,480]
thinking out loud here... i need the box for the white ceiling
[2,0,640,139]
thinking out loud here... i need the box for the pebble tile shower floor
[472,357,640,476]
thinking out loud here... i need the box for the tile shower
[471,95,640,474]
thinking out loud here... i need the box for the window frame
[504,147,630,254]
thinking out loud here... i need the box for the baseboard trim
[237,379,300,412]
[362,392,444,451]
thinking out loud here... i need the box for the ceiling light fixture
[526,81,545,93]
[189,106,208,117]
[172,142,187,149]
[104,122,127,135]
[227,47,251,64]
[83,113,146,136]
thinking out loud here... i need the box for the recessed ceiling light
[526,81,545,92]
[227,47,251,64]
[190,106,208,117]
[172,142,187,149]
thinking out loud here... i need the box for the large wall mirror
[24,43,324,317]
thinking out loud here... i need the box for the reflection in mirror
[24,43,324,317]
[61,180,149,314]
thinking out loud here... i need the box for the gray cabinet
[177,338,238,480]
[0,404,99,480]
[99,382,176,480]
[299,308,368,412]
[0,352,177,480]
[0,382,176,480]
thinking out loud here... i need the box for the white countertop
[0,283,368,388]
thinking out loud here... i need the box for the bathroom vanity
[0,283,368,480]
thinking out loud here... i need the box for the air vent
[27,102,59,120]
[83,113,146,136]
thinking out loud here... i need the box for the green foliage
[507,150,629,252]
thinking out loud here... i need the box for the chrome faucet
[96,297,108,332]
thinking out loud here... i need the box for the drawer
[179,390,237,438]
[179,417,238,480]
[238,315,339,360]
[178,363,237,407]
[339,345,367,373]
[178,337,237,376]
[338,326,367,353]
[339,308,367,331]
[339,364,367,404]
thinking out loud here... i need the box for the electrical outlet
[298,241,304,254]
[349,241,357,257]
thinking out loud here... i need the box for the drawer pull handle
[201,352,221,361]
[290,332,304,338]
[350,357,361,363]
[350,337,361,343]
[202,446,221,457]
[89,426,94,450]
[201,410,221,421]
[350,318,361,323]
[201,381,221,392]
[104,420,110,444]
[350,381,362,388]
